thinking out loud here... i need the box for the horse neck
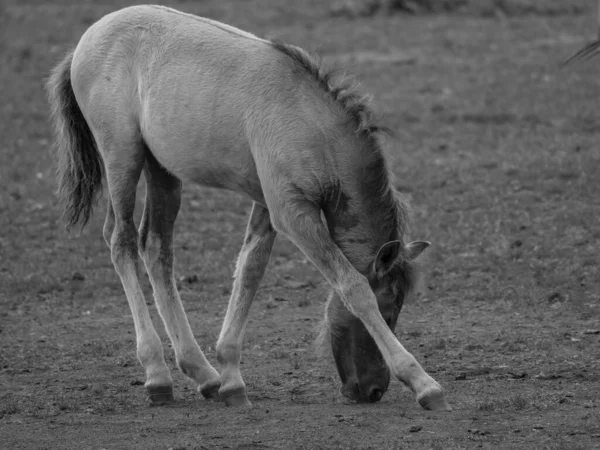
[322,151,401,275]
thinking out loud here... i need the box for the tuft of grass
[91,385,104,397]
[502,334,529,353]
[270,348,288,359]
[56,399,70,411]
[0,398,21,416]
[298,297,311,307]
[116,356,136,367]
[477,395,528,412]
[407,330,422,338]
[477,399,499,411]
[511,395,528,410]
[81,339,124,357]
[52,391,80,413]
[290,353,302,370]
[433,338,447,350]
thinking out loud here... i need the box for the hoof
[220,387,252,407]
[417,389,452,412]
[147,385,175,405]
[199,380,222,401]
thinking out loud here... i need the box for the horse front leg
[269,201,451,412]
[216,202,276,406]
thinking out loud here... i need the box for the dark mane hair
[270,40,391,139]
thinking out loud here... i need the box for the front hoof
[199,380,221,401]
[147,385,175,405]
[220,387,252,407]
[417,389,452,412]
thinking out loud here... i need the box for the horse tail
[46,50,104,231]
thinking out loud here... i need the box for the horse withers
[46,4,450,411]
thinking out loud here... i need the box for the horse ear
[374,240,402,275]
[405,241,430,261]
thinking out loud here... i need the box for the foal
[47,5,450,411]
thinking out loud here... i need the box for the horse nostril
[368,387,384,403]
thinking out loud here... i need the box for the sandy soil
[1,1,599,448]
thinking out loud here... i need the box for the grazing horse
[46,4,450,411]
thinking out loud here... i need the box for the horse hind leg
[216,202,276,406]
[138,151,221,400]
[102,135,174,404]
[103,199,114,249]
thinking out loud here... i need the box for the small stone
[265,296,278,309]
[130,380,144,386]
[547,292,564,303]
[281,279,312,290]
[508,371,528,379]
[72,272,85,281]
[455,373,467,380]
[185,274,198,284]
[409,425,422,432]
[534,373,561,380]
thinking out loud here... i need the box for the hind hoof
[220,387,251,407]
[199,380,222,401]
[417,389,452,411]
[147,385,175,405]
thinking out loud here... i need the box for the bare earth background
[1,0,600,449]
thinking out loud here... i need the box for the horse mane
[269,40,391,139]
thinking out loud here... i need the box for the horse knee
[110,225,138,274]
[138,230,163,272]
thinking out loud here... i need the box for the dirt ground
[1,1,600,449]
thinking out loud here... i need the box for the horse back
[70,5,343,205]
